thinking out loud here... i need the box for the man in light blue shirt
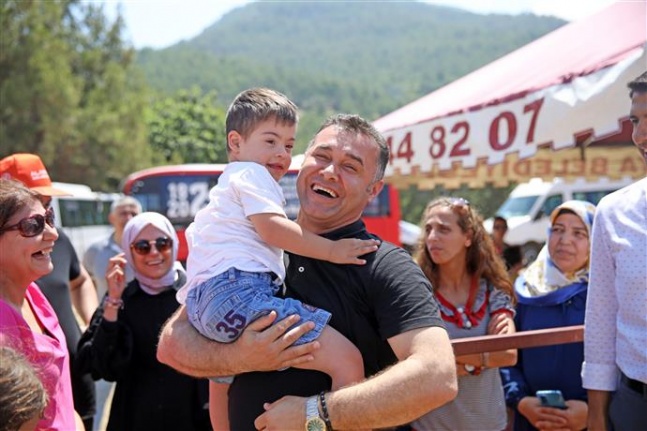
[582,71,647,431]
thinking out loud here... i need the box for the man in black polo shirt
[157,114,457,430]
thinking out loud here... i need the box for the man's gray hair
[308,114,390,182]
[110,195,142,213]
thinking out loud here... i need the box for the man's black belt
[621,372,647,395]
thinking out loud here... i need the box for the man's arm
[156,306,321,377]
[69,264,98,327]
[586,390,611,431]
[255,325,458,430]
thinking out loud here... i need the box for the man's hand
[254,395,306,431]
[157,307,320,377]
[237,311,320,372]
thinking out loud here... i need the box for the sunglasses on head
[0,207,55,238]
[449,197,470,208]
[130,237,173,255]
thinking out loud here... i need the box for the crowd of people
[1,71,645,431]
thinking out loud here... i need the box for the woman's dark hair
[0,179,41,232]
[414,197,515,303]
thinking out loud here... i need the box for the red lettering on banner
[591,158,608,175]
[397,133,414,163]
[449,121,471,157]
[429,126,446,159]
[523,99,544,144]
[489,111,517,151]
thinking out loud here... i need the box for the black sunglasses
[0,207,55,238]
[130,237,173,255]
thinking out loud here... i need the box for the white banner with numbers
[378,48,645,188]
[375,0,646,188]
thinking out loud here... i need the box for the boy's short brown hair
[226,88,298,143]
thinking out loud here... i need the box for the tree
[146,88,228,164]
[1,0,152,191]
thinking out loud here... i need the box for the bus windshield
[126,171,301,226]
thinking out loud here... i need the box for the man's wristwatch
[305,396,327,431]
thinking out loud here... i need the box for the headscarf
[517,200,596,300]
[121,212,186,295]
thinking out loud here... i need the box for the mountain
[136,1,565,145]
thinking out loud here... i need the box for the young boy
[177,88,377,429]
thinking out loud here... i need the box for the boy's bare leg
[296,325,364,389]
[209,381,231,431]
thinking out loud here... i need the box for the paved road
[93,379,114,430]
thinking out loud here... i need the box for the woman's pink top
[0,282,76,430]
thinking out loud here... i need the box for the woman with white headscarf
[500,200,596,431]
[77,212,210,431]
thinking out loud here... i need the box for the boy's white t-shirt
[177,161,288,304]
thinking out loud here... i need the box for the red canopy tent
[374,1,646,189]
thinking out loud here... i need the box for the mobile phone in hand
[536,390,567,409]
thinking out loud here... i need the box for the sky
[95,0,620,50]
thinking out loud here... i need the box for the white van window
[50,182,120,258]
[57,199,111,227]
[497,196,539,218]
[572,190,614,206]
[540,194,563,218]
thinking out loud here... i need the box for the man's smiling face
[296,125,383,233]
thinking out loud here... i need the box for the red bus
[121,160,402,263]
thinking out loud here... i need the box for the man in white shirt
[581,71,647,430]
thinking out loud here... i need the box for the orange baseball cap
[0,153,71,196]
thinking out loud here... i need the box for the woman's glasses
[0,207,55,238]
[130,237,173,255]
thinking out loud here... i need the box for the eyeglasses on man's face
[130,237,173,256]
[0,207,55,238]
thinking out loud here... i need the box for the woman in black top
[77,212,210,431]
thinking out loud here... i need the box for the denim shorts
[186,267,331,345]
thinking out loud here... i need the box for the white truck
[484,177,635,263]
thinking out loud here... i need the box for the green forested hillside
[138,0,564,131]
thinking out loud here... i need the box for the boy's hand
[328,238,380,264]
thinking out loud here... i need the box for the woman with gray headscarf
[77,212,210,431]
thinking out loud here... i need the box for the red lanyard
[435,276,490,329]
